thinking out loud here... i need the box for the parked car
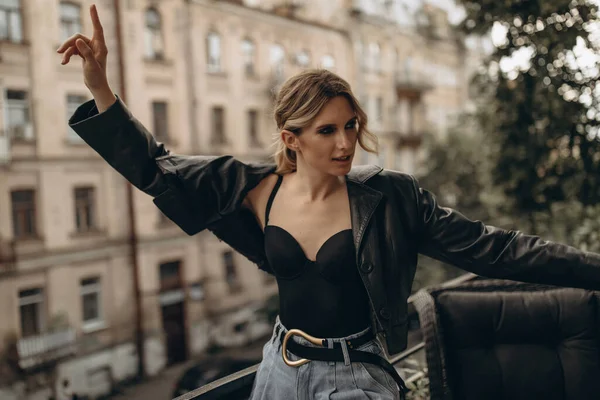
[172,356,261,399]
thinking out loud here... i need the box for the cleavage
[267,225,352,262]
[264,226,355,281]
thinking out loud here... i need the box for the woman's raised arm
[57,4,116,112]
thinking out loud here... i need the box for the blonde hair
[272,69,378,175]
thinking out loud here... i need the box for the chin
[329,163,353,176]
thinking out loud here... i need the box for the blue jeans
[250,317,402,399]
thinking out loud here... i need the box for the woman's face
[288,96,358,177]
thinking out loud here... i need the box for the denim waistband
[270,315,372,348]
[271,316,373,366]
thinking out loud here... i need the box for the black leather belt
[279,328,407,398]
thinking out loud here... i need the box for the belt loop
[273,323,282,344]
[340,340,351,366]
[327,339,333,349]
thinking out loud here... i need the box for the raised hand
[57,4,109,94]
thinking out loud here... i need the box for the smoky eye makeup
[317,117,358,134]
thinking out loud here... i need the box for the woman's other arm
[413,176,600,291]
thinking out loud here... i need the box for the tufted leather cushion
[436,289,600,400]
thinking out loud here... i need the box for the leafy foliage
[456,0,600,219]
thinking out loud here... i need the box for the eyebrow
[315,116,358,131]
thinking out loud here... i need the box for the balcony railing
[175,273,478,400]
[395,70,434,98]
[0,237,16,274]
[17,328,77,370]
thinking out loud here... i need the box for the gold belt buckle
[282,328,324,367]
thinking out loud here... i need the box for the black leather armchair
[413,279,600,400]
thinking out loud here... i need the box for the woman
[58,5,600,400]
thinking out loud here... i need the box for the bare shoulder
[242,173,280,229]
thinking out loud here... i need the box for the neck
[288,167,346,202]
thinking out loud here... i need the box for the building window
[241,38,255,77]
[206,32,221,73]
[376,96,384,125]
[295,50,310,68]
[211,106,225,145]
[159,260,181,291]
[189,282,205,301]
[403,57,413,78]
[0,0,23,43]
[356,40,366,71]
[393,47,400,75]
[144,8,164,59]
[152,101,169,142]
[223,250,240,292]
[321,54,335,70]
[11,189,36,238]
[66,94,86,142]
[74,187,96,232]
[59,2,81,42]
[248,109,260,147]
[19,288,44,337]
[270,44,285,82]
[81,277,103,330]
[369,42,381,72]
[6,90,32,140]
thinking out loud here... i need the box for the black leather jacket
[70,97,600,355]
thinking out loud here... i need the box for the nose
[337,130,353,150]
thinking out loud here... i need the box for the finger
[61,46,80,65]
[75,39,94,61]
[57,33,91,53]
[90,4,105,43]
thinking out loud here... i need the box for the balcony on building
[395,69,434,100]
[0,237,16,275]
[271,0,304,19]
[17,328,77,372]
[380,129,425,149]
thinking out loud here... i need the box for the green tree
[414,105,513,291]
[456,0,600,233]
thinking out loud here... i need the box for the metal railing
[175,273,478,400]
[17,328,77,370]
[394,70,434,92]
[0,237,16,274]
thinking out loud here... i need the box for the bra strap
[265,175,284,226]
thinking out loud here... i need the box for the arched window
[59,2,81,42]
[270,44,285,81]
[241,38,255,76]
[296,49,311,67]
[321,54,335,70]
[206,32,222,72]
[369,42,381,72]
[144,8,164,59]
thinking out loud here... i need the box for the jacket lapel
[347,165,384,263]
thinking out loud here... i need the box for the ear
[280,129,300,152]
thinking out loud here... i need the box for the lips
[332,155,352,161]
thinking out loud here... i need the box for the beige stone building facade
[0,0,477,398]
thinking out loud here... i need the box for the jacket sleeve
[69,96,170,196]
[412,176,600,290]
[68,97,273,236]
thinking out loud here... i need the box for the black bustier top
[263,175,371,338]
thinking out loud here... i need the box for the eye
[345,120,357,130]
[318,127,335,135]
